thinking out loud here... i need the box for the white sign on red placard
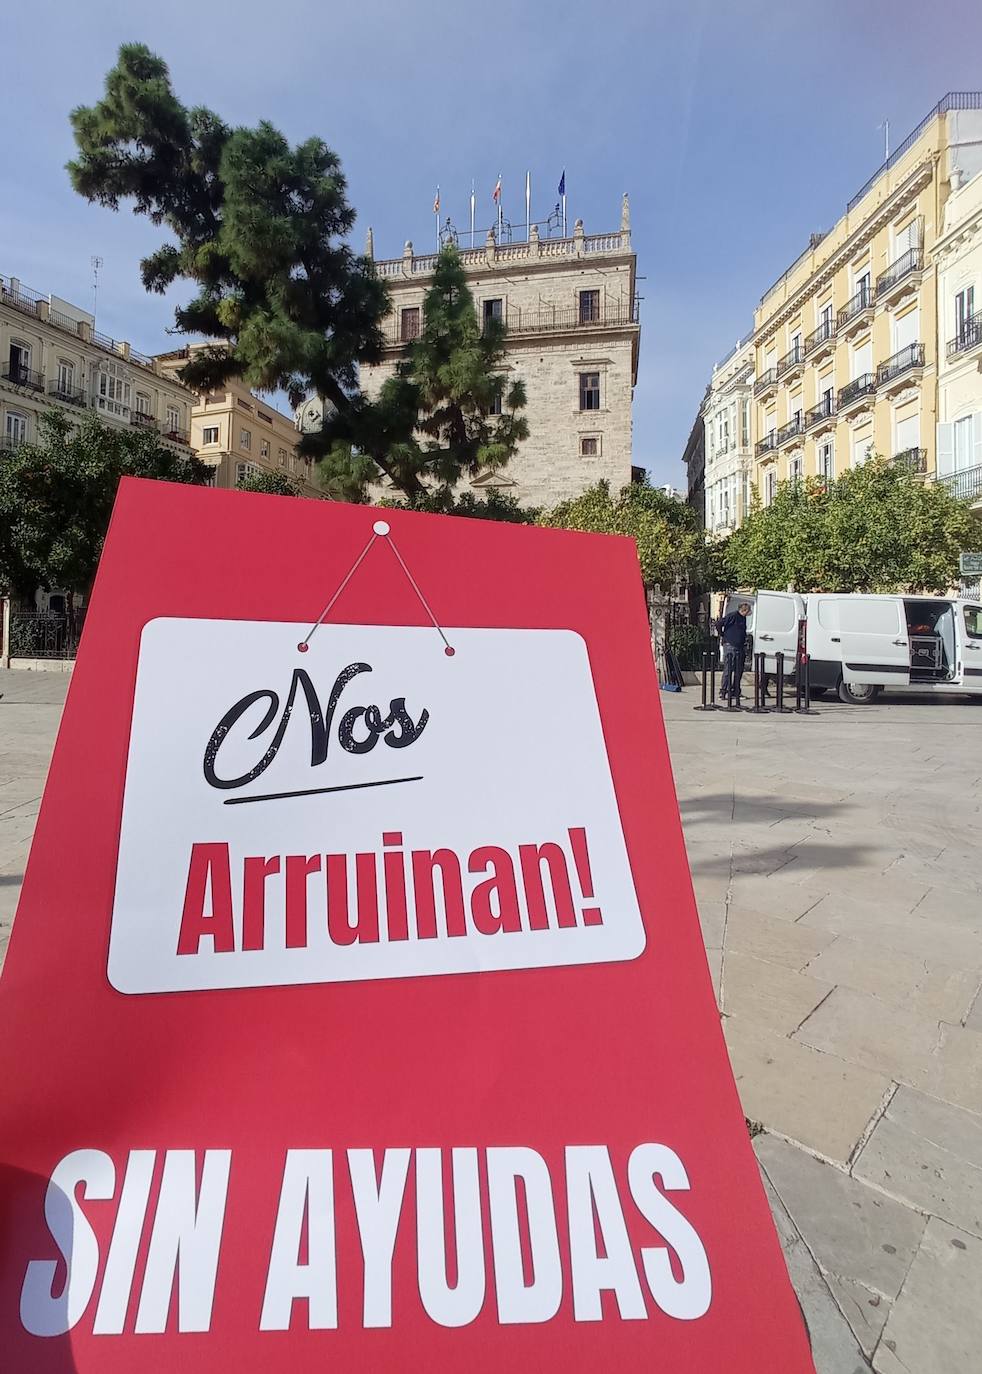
[110,619,644,992]
[0,479,815,1374]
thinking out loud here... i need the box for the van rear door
[752,592,806,672]
[839,597,911,686]
[959,603,982,692]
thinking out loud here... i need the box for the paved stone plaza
[2,669,981,1370]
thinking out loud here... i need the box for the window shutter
[936,421,954,476]
[973,412,982,470]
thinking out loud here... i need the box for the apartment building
[752,93,982,504]
[934,167,982,510]
[362,202,640,509]
[156,344,323,498]
[1,273,194,459]
[703,334,754,537]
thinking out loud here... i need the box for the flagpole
[497,173,502,241]
[435,185,440,253]
[562,190,567,238]
[470,180,475,248]
[526,171,531,242]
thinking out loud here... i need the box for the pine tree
[67,44,410,487]
[321,245,528,501]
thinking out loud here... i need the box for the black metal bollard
[775,653,793,713]
[693,652,711,711]
[751,652,770,713]
[795,653,815,715]
[709,651,718,710]
[794,657,803,711]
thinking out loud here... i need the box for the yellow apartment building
[752,93,982,503]
[156,344,323,498]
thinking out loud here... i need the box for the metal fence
[8,608,88,660]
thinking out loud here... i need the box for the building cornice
[754,159,936,345]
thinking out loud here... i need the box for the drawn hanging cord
[298,520,455,656]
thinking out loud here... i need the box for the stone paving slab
[873,1219,982,1373]
[724,1016,893,1163]
[794,985,982,1113]
[758,1166,870,1374]
[802,935,981,1024]
[853,1087,982,1238]
[721,950,833,1035]
[757,1134,927,1299]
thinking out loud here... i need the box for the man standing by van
[718,602,752,703]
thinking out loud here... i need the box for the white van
[744,592,982,704]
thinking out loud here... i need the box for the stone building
[752,93,982,503]
[362,199,640,509]
[703,333,754,537]
[1,272,194,459]
[933,166,982,512]
[156,343,323,498]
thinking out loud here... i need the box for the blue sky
[4,0,982,484]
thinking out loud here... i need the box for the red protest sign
[0,478,814,1372]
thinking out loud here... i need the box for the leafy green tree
[725,458,977,593]
[236,470,305,497]
[539,478,701,589]
[380,488,539,525]
[322,245,528,501]
[67,44,406,484]
[0,411,210,621]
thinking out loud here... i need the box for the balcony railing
[893,447,927,474]
[877,343,924,387]
[48,380,86,407]
[0,277,46,318]
[776,344,804,378]
[805,319,836,356]
[948,315,982,359]
[805,398,836,429]
[777,415,805,446]
[838,373,877,409]
[754,367,778,397]
[876,247,923,298]
[939,465,982,502]
[163,427,191,446]
[131,410,158,429]
[385,300,639,346]
[0,434,24,453]
[837,287,875,330]
[2,364,44,392]
[755,432,778,457]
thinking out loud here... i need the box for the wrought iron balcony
[48,380,86,407]
[805,398,836,430]
[754,367,778,398]
[837,373,877,411]
[0,434,24,453]
[2,363,44,392]
[893,447,927,475]
[805,319,837,358]
[163,427,191,446]
[877,343,924,393]
[938,465,982,503]
[131,410,158,429]
[947,315,982,359]
[776,344,805,380]
[837,287,875,335]
[777,415,805,446]
[876,248,923,305]
[755,431,778,457]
